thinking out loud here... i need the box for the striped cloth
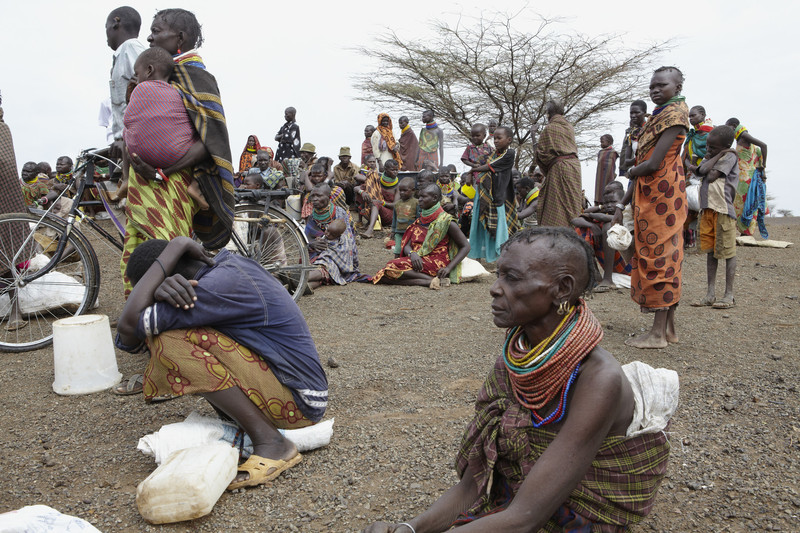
[535,115,584,227]
[170,58,236,250]
[123,80,199,169]
[0,107,33,270]
[455,354,671,530]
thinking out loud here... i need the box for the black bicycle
[1,150,311,352]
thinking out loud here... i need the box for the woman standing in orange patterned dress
[613,67,689,349]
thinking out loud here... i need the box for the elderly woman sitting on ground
[372,184,470,289]
[364,227,678,532]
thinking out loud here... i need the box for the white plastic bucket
[52,314,122,395]
[286,194,302,220]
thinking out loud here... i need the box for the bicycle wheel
[229,204,310,301]
[0,212,101,352]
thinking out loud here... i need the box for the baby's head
[242,173,264,190]
[325,219,347,241]
[398,177,416,201]
[706,125,735,158]
[471,123,487,146]
[134,46,174,83]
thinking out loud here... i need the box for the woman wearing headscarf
[371,113,403,171]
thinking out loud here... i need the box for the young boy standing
[690,125,739,309]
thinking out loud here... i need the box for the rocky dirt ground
[0,217,798,532]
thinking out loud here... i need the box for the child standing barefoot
[689,125,739,309]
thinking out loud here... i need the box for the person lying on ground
[115,236,327,490]
[372,184,469,289]
[363,227,676,533]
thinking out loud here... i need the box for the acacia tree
[354,12,668,167]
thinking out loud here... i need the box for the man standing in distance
[275,107,301,162]
[418,109,444,170]
[105,6,145,159]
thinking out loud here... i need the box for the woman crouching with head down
[364,227,678,533]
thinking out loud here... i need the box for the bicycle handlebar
[234,188,301,202]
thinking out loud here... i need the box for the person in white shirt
[105,6,146,159]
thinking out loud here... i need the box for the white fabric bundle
[138,412,334,465]
[622,361,680,437]
[606,224,632,251]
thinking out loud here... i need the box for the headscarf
[376,113,404,168]
[238,134,261,173]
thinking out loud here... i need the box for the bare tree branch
[353,12,671,168]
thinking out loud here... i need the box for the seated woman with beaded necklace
[364,227,678,533]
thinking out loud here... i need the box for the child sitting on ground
[121,47,208,210]
[390,177,420,257]
[688,125,739,309]
[515,177,539,227]
[571,181,631,291]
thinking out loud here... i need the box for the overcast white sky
[2,1,795,213]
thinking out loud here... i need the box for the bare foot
[625,332,668,349]
[666,331,679,344]
[594,280,617,292]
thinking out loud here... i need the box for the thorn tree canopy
[354,12,669,167]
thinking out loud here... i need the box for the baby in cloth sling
[122,47,208,209]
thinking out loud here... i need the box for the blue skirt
[467,194,509,263]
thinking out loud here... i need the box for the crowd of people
[0,5,772,531]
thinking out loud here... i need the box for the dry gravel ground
[1,218,798,532]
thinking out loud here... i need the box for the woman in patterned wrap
[122,8,235,297]
[613,66,689,349]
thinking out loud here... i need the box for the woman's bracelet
[154,258,168,278]
[396,523,416,533]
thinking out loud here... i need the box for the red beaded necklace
[504,299,603,414]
